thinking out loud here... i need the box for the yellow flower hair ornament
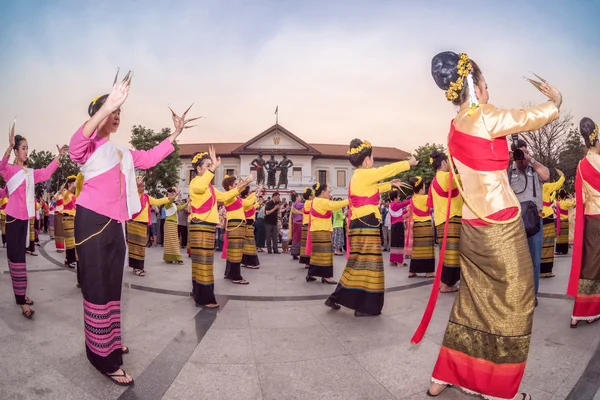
[429,157,433,165]
[192,152,208,164]
[590,123,599,145]
[415,176,423,186]
[347,140,372,155]
[91,95,102,105]
[67,175,77,180]
[315,182,320,191]
[445,53,471,102]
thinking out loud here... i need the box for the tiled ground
[0,235,597,400]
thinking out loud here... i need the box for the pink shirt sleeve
[34,159,59,183]
[130,139,175,170]
[69,124,101,164]
[0,154,9,172]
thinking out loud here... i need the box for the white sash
[165,203,177,217]
[7,168,35,246]
[79,141,141,219]
[388,206,404,218]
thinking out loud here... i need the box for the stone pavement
[0,234,599,400]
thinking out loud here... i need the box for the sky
[0,0,599,154]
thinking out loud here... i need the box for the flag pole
[275,105,278,125]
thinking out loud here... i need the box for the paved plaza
[0,234,599,400]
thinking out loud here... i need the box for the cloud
[0,1,598,156]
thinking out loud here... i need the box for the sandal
[426,384,452,397]
[408,273,417,278]
[520,393,532,400]
[24,297,34,306]
[571,319,580,328]
[27,251,38,256]
[440,287,459,293]
[122,346,129,354]
[242,265,260,269]
[104,369,134,386]
[204,303,220,308]
[22,308,35,319]
[232,279,249,285]
[133,269,146,277]
[586,317,600,325]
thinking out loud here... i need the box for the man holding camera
[509,138,550,307]
[265,192,281,254]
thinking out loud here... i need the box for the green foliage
[557,127,585,193]
[390,143,445,200]
[130,125,181,198]
[50,146,80,196]
[27,150,55,198]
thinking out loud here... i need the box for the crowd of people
[0,52,598,400]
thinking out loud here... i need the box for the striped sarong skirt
[190,220,217,306]
[390,221,405,264]
[54,212,65,250]
[572,216,600,320]
[224,219,245,281]
[127,220,148,270]
[328,213,384,315]
[241,220,260,267]
[6,216,28,305]
[555,219,569,254]
[299,224,310,264]
[48,214,55,238]
[163,220,182,262]
[28,218,35,252]
[308,230,334,278]
[540,217,556,276]
[410,221,435,274]
[63,214,77,264]
[437,216,461,286]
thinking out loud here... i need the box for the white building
[177,124,410,199]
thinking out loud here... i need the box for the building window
[225,168,235,177]
[337,170,346,187]
[318,170,327,185]
[292,167,302,182]
[188,170,195,183]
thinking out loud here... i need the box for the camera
[511,134,525,161]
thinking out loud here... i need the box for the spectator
[265,192,281,254]
[177,200,189,248]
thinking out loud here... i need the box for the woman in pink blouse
[0,124,66,319]
[69,71,197,386]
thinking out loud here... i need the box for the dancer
[290,193,303,260]
[70,70,195,385]
[163,187,187,264]
[427,150,463,292]
[305,183,348,284]
[62,175,78,269]
[221,174,255,283]
[388,190,410,267]
[555,189,574,255]
[423,51,561,399]
[0,189,7,247]
[408,176,435,278]
[332,202,346,256]
[569,117,600,328]
[54,188,65,253]
[404,203,414,260]
[189,148,252,306]
[540,170,565,278]
[0,121,66,319]
[240,185,262,269]
[47,194,55,239]
[326,139,415,316]
[299,187,314,267]
[128,176,174,276]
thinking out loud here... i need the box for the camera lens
[513,149,524,161]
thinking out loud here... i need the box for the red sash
[346,182,380,259]
[63,196,76,212]
[410,198,430,218]
[543,201,552,207]
[222,197,243,259]
[131,193,148,221]
[569,158,600,297]
[244,207,256,220]
[191,185,216,214]
[448,122,509,171]
[305,204,332,256]
[427,176,459,210]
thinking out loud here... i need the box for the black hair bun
[431,51,459,91]
[580,117,596,136]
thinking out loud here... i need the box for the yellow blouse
[556,199,575,221]
[189,171,239,224]
[224,193,256,221]
[133,194,170,223]
[542,175,565,218]
[303,200,312,225]
[430,170,463,226]
[452,101,559,221]
[62,191,76,216]
[350,161,410,221]
[310,197,349,232]
[0,197,8,216]
[582,152,600,216]
[411,194,431,222]
[242,193,259,219]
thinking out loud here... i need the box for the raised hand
[524,73,562,109]
[168,103,203,134]
[56,145,68,159]
[8,118,15,149]
[407,156,418,166]
[208,145,221,171]
[556,168,564,177]
[103,68,133,114]
[390,179,412,191]
[256,184,264,194]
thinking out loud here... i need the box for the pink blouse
[390,199,411,224]
[0,157,58,220]
[69,125,174,222]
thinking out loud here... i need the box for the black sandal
[104,369,134,386]
[426,384,452,397]
[133,269,146,277]
[520,393,532,400]
[571,320,580,328]
[242,265,260,269]
[24,297,34,306]
[232,279,249,285]
[122,346,129,354]
[22,308,35,319]
[587,317,600,325]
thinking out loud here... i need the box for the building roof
[177,124,410,161]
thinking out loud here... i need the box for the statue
[265,153,278,189]
[250,152,266,185]
[277,153,294,189]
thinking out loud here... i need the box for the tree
[557,127,585,193]
[391,143,446,200]
[27,149,55,198]
[130,125,181,198]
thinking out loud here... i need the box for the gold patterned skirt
[540,217,556,276]
[63,214,77,264]
[127,220,148,270]
[555,219,569,254]
[54,212,65,250]
[163,220,182,262]
[437,216,461,287]
[190,220,217,305]
[223,219,245,281]
[308,230,334,278]
[328,213,384,315]
[241,220,260,267]
[299,224,310,264]
[572,216,600,320]
[410,221,435,274]
[431,217,534,400]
